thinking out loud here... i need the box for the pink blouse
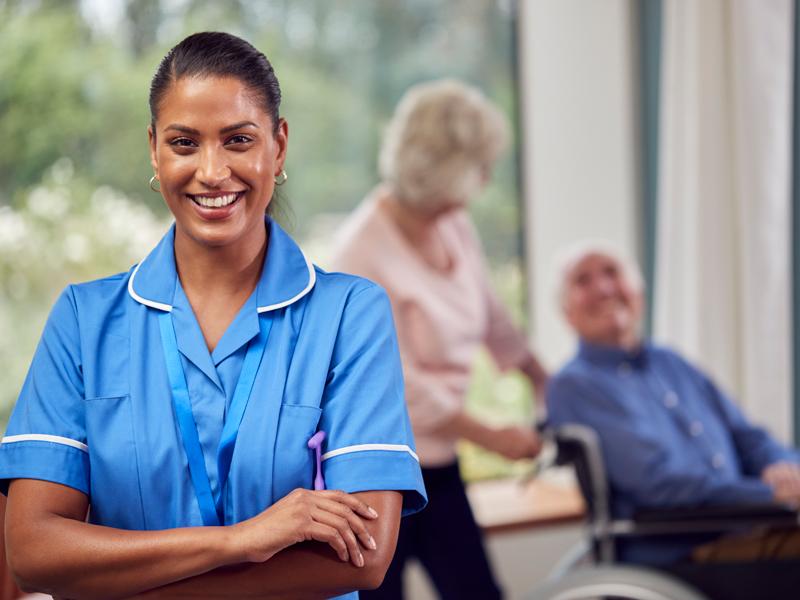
[329,192,532,466]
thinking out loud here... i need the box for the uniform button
[690,421,704,437]
[618,362,632,376]
[663,391,679,408]
[712,453,725,469]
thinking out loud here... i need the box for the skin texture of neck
[379,191,459,274]
[379,189,439,245]
[173,220,267,300]
[172,219,268,353]
[584,329,641,353]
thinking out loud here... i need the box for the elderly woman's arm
[6,480,397,600]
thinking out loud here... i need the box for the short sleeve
[319,284,427,516]
[0,287,90,495]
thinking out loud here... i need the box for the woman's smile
[186,190,247,221]
[188,191,245,208]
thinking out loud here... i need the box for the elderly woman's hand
[229,488,380,568]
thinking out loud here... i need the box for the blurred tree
[125,0,161,57]
[0,0,521,260]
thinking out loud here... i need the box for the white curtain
[655,0,794,441]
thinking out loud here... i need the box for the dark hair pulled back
[149,32,282,134]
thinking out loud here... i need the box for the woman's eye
[169,138,196,148]
[226,134,253,145]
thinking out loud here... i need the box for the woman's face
[148,76,288,248]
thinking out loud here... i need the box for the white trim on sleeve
[321,443,419,462]
[1,434,88,453]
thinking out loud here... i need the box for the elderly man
[546,242,800,565]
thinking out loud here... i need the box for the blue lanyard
[158,311,272,526]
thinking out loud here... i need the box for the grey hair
[553,240,644,309]
[378,78,510,209]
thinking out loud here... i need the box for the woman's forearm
[434,410,494,448]
[434,411,540,460]
[9,481,400,600]
[131,538,387,599]
[11,512,239,600]
[519,352,549,402]
[131,491,401,600]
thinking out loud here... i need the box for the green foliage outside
[0,0,531,480]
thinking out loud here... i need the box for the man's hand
[762,462,800,506]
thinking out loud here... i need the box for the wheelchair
[527,424,800,600]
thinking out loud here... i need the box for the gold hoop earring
[149,175,161,193]
[274,170,288,186]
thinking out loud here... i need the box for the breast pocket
[83,395,143,528]
[272,404,323,501]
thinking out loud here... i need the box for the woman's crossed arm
[7,479,401,600]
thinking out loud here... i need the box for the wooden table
[467,468,586,535]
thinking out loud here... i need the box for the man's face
[563,253,643,346]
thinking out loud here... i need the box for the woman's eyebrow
[164,124,199,135]
[163,122,259,135]
[220,121,259,134]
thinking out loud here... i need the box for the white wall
[519,0,641,368]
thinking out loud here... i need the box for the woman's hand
[230,488,380,568]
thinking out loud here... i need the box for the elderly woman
[331,79,548,599]
[1,32,426,600]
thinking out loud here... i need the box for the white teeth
[192,193,239,208]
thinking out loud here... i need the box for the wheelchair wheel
[527,565,710,600]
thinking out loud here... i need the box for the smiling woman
[147,69,290,351]
[0,32,426,600]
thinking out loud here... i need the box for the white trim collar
[127,219,316,314]
[127,259,173,312]
[257,249,316,313]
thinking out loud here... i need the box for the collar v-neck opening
[210,290,260,366]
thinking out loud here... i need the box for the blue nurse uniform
[0,218,427,599]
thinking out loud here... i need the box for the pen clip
[307,430,327,491]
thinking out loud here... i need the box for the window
[0,0,533,479]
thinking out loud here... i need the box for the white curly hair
[554,239,645,309]
[378,78,510,209]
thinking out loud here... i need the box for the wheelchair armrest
[598,503,800,538]
[550,424,612,523]
[634,503,798,524]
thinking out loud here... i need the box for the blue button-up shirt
[0,218,427,599]
[547,340,796,564]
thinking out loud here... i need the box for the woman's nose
[196,147,231,187]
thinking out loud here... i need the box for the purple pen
[307,430,327,490]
